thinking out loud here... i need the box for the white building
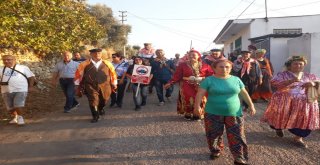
[288,33,320,76]
[214,14,320,74]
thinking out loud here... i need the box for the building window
[235,37,242,50]
[273,28,302,34]
[230,42,234,52]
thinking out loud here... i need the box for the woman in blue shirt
[110,53,129,108]
[194,59,256,165]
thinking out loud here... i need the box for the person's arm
[239,88,256,116]
[194,88,207,117]
[51,64,60,87]
[164,63,183,89]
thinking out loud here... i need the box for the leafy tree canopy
[0,0,129,55]
[87,4,131,52]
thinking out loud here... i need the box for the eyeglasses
[112,56,116,58]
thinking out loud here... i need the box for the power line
[235,0,257,19]
[132,0,320,21]
[204,0,244,50]
[128,12,210,43]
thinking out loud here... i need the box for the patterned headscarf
[256,49,267,55]
[284,55,307,68]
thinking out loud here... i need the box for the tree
[87,4,131,51]
[0,0,105,54]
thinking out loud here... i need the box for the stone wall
[0,48,115,91]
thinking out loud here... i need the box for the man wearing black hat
[238,50,262,109]
[203,48,226,66]
[74,48,118,123]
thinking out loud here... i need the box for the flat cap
[210,48,221,52]
[89,48,102,53]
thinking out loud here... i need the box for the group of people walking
[1,42,319,165]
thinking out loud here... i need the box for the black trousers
[110,79,127,106]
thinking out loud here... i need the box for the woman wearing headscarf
[238,51,262,110]
[261,56,320,148]
[251,49,274,102]
[164,49,213,120]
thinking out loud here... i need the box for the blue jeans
[59,78,78,111]
[132,84,148,106]
[154,79,173,102]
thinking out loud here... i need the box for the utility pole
[264,0,269,22]
[119,11,127,58]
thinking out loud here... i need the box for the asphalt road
[0,86,319,165]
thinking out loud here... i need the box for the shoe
[9,116,18,124]
[117,104,122,108]
[71,103,80,110]
[209,153,221,160]
[276,130,284,137]
[158,102,164,106]
[135,105,141,111]
[234,161,249,165]
[64,109,71,113]
[184,115,192,120]
[99,109,105,116]
[90,116,99,123]
[17,116,25,125]
[234,159,249,165]
[192,116,201,121]
[294,140,308,148]
[141,101,146,106]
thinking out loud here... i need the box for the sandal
[209,152,221,160]
[294,140,308,148]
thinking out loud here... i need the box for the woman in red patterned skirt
[261,56,320,148]
[164,49,213,120]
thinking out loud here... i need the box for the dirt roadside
[0,85,319,165]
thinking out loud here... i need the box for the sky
[87,0,320,58]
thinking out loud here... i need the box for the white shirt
[90,59,102,69]
[0,64,35,93]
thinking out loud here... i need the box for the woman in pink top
[261,56,320,148]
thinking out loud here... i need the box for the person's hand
[164,83,171,89]
[188,76,196,82]
[193,106,202,117]
[28,86,37,93]
[259,79,263,85]
[119,79,124,85]
[248,105,256,116]
[75,85,82,97]
[112,84,117,92]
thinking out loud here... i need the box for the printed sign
[131,65,152,84]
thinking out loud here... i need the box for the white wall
[250,15,320,38]
[311,33,320,76]
[288,34,312,72]
[270,38,290,74]
[287,33,320,76]
[223,27,250,56]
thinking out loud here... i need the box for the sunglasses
[112,56,117,58]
